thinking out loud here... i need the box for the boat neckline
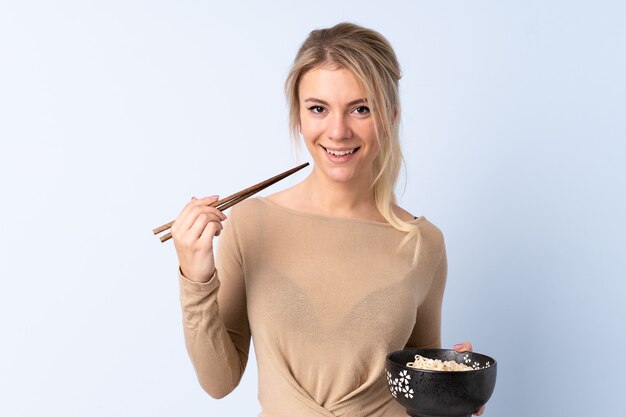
[254,197,426,228]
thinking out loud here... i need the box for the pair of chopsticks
[152,162,309,243]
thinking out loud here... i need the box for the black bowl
[385,348,497,417]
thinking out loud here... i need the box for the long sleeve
[178,209,251,399]
[405,243,447,349]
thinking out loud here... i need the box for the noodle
[406,354,474,371]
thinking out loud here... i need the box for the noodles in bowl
[386,348,497,417]
[406,353,492,372]
[407,353,474,371]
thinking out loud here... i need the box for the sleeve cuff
[178,268,220,294]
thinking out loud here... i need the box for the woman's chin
[317,166,361,184]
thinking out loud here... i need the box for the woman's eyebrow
[304,98,329,105]
[303,98,368,106]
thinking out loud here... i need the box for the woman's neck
[294,171,384,221]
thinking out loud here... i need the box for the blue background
[1,1,624,416]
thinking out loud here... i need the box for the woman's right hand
[171,196,227,283]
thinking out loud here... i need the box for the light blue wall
[1,1,624,416]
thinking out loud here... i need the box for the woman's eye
[307,105,325,114]
[353,105,370,115]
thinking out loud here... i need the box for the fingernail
[210,195,219,199]
[454,344,463,350]
[191,196,197,200]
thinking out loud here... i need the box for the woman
[171,22,484,416]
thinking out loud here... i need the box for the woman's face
[298,67,379,185]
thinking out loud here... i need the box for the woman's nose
[326,114,352,141]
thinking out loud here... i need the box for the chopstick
[152,162,309,243]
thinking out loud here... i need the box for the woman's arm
[405,245,447,349]
[175,198,251,398]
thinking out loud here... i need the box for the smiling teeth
[325,148,356,156]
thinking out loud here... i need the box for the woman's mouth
[320,145,360,163]
[321,146,360,156]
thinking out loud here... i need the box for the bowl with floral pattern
[385,348,497,417]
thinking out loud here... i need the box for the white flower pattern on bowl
[386,369,414,399]
[386,357,492,399]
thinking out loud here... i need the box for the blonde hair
[285,22,421,261]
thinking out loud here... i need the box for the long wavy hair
[285,22,421,260]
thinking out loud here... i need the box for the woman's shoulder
[415,215,443,236]
[413,216,446,266]
[418,217,445,245]
[391,202,445,254]
[263,183,305,210]
[393,204,443,237]
[225,196,296,230]
[224,197,269,220]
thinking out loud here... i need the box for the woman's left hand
[453,341,485,416]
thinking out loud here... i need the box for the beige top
[179,197,447,416]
